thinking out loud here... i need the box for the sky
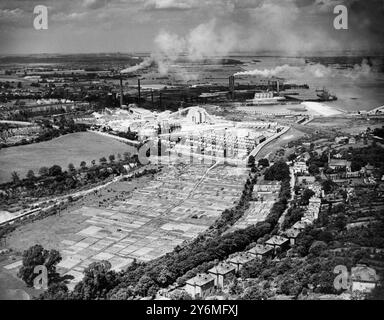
[0,0,383,55]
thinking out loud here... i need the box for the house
[292,220,311,231]
[207,263,236,288]
[265,235,290,252]
[305,197,321,220]
[349,137,356,144]
[284,228,301,246]
[328,159,351,171]
[351,265,379,294]
[227,252,255,273]
[293,161,308,175]
[185,274,215,299]
[247,244,274,260]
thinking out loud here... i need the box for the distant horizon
[1,50,383,58]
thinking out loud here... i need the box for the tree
[68,163,75,173]
[309,241,327,256]
[134,275,157,297]
[169,290,192,300]
[18,244,62,287]
[39,166,49,177]
[258,158,269,168]
[38,282,69,300]
[301,188,315,205]
[80,161,87,170]
[49,165,63,176]
[109,154,115,163]
[308,164,320,175]
[99,157,107,165]
[264,161,290,181]
[91,160,96,166]
[26,170,35,180]
[72,261,118,300]
[11,171,20,184]
[322,179,336,194]
[288,153,297,162]
[247,155,255,168]
[123,152,131,161]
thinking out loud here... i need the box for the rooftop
[186,273,214,287]
[228,252,254,264]
[208,263,236,275]
[265,235,289,246]
[248,244,274,255]
[351,265,379,283]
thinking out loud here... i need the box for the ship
[316,88,337,101]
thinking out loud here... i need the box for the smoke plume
[234,59,374,80]
[120,57,155,74]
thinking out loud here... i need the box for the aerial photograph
[0,0,383,309]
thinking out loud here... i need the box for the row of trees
[1,152,141,205]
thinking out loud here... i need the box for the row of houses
[183,234,292,299]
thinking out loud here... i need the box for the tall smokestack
[229,75,235,100]
[276,80,279,94]
[119,77,124,108]
[138,79,141,105]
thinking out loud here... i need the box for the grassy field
[0,132,136,183]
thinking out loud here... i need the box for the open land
[0,132,134,183]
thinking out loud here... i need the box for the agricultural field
[3,163,247,290]
[0,132,136,183]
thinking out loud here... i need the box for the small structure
[265,235,290,252]
[293,161,308,175]
[247,244,274,260]
[351,265,379,294]
[207,263,236,288]
[227,252,255,273]
[284,228,301,246]
[185,273,215,299]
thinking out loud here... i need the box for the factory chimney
[119,77,124,108]
[137,79,141,105]
[276,80,280,94]
[229,75,235,100]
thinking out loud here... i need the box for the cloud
[143,0,197,11]
[83,0,110,10]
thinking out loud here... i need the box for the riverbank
[301,101,344,116]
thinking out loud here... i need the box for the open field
[306,117,384,135]
[0,132,136,183]
[3,163,247,289]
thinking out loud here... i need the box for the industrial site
[0,0,384,307]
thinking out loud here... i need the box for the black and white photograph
[0,0,383,309]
